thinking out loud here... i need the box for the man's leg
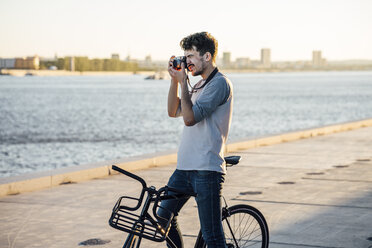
[193,170,226,248]
[157,170,193,248]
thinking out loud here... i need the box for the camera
[172,56,189,71]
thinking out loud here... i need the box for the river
[1,71,372,177]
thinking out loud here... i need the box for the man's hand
[168,56,187,84]
[167,55,195,126]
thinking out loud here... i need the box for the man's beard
[192,69,202,76]
[191,60,206,77]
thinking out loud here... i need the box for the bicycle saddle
[224,156,241,165]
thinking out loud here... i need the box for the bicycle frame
[109,156,269,248]
[109,165,194,248]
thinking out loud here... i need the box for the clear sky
[0,0,371,61]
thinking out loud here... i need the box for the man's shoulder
[215,71,228,80]
[210,72,232,88]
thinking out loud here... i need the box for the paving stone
[1,127,372,248]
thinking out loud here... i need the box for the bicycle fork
[222,207,239,248]
[221,196,239,248]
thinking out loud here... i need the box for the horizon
[1,0,372,61]
[3,54,372,63]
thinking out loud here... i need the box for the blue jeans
[157,169,226,248]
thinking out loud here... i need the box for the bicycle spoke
[241,239,262,247]
[234,212,254,245]
[245,222,259,242]
[239,214,254,241]
[223,207,267,248]
[241,231,263,247]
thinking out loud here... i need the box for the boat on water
[145,71,169,80]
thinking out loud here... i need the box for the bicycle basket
[109,194,174,242]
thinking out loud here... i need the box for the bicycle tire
[194,204,269,248]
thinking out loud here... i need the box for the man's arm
[192,76,231,122]
[167,56,181,117]
[167,59,196,125]
[180,77,196,126]
[168,78,181,117]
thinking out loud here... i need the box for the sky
[0,0,371,61]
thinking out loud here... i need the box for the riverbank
[1,118,371,197]
[2,68,372,77]
[0,69,156,77]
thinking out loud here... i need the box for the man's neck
[201,64,217,80]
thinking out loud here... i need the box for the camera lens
[172,56,189,71]
[173,57,182,70]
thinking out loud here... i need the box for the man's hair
[180,32,218,62]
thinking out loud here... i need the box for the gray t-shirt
[176,71,233,174]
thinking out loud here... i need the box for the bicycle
[109,156,269,248]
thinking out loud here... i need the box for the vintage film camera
[172,56,189,71]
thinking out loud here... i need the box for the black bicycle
[109,156,269,248]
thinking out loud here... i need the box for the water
[1,71,372,177]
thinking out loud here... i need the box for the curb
[0,152,177,197]
[1,118,372,197]
[226,118,372,152]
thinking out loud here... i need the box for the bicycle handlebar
[112,165,147,189]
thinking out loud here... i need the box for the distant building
[235,57,251,69]
[13,56,40,70]
[150,60,168,69]
[261,48,271,68]
[312,50,326,68]
[312,50,321,67]
[250,60,262,68]
[143,55,152,68]
[69,57,75,71]
[222,52,231,68]
[137,55,154,69]
[1,56,40,69]
[111,53,120,60]
[145,55,152,63]
[0,58,16,69]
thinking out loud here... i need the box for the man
[159,32,233,248]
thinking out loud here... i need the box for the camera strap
[189,67,219,93]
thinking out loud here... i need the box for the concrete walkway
[1,126,372,248]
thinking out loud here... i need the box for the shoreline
[0,69,156,77]
[1,68,372,77]
[1,117,372,197]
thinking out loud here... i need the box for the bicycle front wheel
[122,233,141,248]
[194,204,269,248]
[223,204,269,248]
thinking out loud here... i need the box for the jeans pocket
[195,170,226,187]
[195,170,214,177]
[195,170,225,183]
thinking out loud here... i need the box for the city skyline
[1,0,372,61]
[4,47,371,73]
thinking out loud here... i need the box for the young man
[159,32,233,248]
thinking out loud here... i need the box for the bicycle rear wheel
[223,204,269,248]
[195,204,269,248]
